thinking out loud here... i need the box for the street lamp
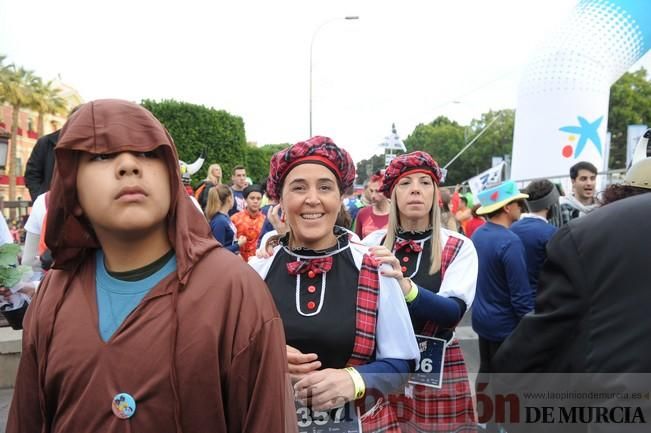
[309,16,359,137]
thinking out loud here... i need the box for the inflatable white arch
[511,0,651,182]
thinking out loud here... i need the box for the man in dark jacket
[492,193,651,432]
[24,107,79,202]
[24,129,59,202]
[495,192,651,371]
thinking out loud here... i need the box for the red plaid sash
[347,253,401,433]
[421,235,464,337]
[286,257,333,276]
[347,254,380,366]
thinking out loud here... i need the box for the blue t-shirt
[471,221,533,342]
[95,250,177,342]
[257,205,276,247]
[344,197,364,222]
[228,188,246,216]
[510,216,557,293]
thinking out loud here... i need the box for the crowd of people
[1,99,650,433]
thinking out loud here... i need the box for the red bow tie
[286,257,334,276]
[394,239,423,253]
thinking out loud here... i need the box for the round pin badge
[112,393,136,419]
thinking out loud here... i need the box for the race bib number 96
[409,335,447,389]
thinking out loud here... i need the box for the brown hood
[45,99,217,282]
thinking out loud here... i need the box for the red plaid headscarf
[266,136,356,201]
[380,151,445,198]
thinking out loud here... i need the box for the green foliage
[356,111,515,186]
[355,153,387,185]
[0,65,35,109]
[460,109,514,183]
[404,116,465,184]
[141,99,291,187]
[0,266,30,289]
[30,77,68,135]
[141,99,247,184]
[402,111,514,185]
[0,244,20,267]
[1,55,71,201]
[243,143,288,184]
[608,68,651,168]
[0,244,29,288]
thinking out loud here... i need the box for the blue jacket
[510,216,557,293]
[209,212,239,253]
[471,222,533,342]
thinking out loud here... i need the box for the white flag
[468,162,505,200]
[378,135,406,151]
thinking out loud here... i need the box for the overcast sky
[1,0,650,163]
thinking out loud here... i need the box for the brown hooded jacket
[7,99,296,433]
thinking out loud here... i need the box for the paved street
[0,388,11,432]
[458,311,480,375]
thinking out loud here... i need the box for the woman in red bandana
[364,151,479,433]
[250,136,420,433]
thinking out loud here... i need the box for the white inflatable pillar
[511,0,651,181]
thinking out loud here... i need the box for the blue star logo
[559,116,603,158]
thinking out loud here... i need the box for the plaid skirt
[358,398,401,433]
[389,340,477,433]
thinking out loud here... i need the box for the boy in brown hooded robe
[7,99,296,433]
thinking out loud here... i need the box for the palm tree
[30,77,68,136]
[0,64,36,203]
[0,55,8,125]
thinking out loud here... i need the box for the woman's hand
[369,246,412,295]
[294,368,355,411]
[268,204,288,235]
[237,235,247,247]
[19,284,36,299]
[287,345,321,381]
[0,283,36,300]
[256,234,282,259]
[255,249,270,259]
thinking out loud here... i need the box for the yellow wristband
[344,367,366,400]
[404,280,419,303]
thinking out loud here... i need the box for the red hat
[380,151,445,198]
[266,136,356,201]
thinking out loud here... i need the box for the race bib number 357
[295,401,361,433]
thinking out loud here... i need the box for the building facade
[0,80,83,204]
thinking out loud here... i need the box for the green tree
[0,55,7,124]
[0,64,36,202]
[30,77,68,136]
[460,109,515,181]
[243,143,288,184]
[608,68,651,168]
[404,116,466,184]
[355,153,386,185]
[141,99,247,184]
[403,110,515,185]
[0,55,6,82]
